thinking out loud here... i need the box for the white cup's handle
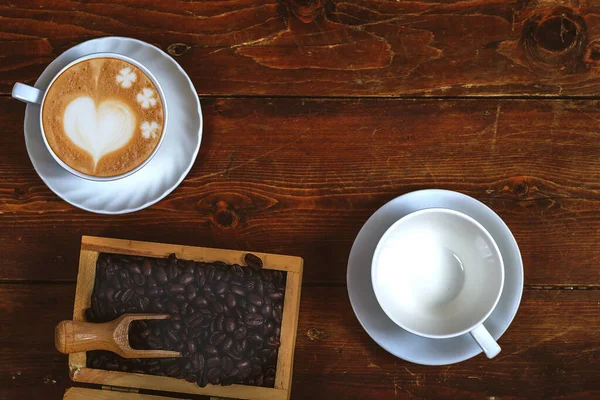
[470,324,501,359]
[12,82,44,104]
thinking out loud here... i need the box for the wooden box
[65,236,303,400]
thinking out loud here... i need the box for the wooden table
[1,1,599,399]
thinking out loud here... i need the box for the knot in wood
[522,8,587,69]
[212,200,239,229]
[282,0,326,23]
[167,43,191,57]
[513,180,530,198]
[583,40,600,65]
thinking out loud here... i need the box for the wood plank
[2,1,600,97]
[2,97,600,285]
[1,284,598,399]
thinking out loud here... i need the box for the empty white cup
[371,208,505,358]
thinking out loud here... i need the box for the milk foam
[63,96,135,164]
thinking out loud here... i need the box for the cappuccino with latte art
[41,57,165,178]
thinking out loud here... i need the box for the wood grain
[2,97,600,285]
[1,284,598,400]
[2,1,600,97]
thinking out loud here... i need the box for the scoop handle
[55,319,118,354]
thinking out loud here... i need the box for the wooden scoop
[55,314,182,359]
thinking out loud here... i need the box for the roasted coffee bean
[213,261,228,269]
[195,269,206,287]
[128,263,142,275]
[147,335,162,349]
[191,353,205,370]
[178,272,194,286]
[235,338,248,355]
[203,344,219,357]
[207,367,221,385]
[269,291,284,301]
[215,315,224,332]
[267,336,280,349]
[105,287,115,302]
[185,285,197,301]
[224,293,237,309]
[245,313,264,327]
[206,356,221,369]
[146,276,157,288]
[244,280,256,292]
[85,308,95,321]
[220,355,233,373]
[214,281,228,295]
[256,280,265,297]
[210,331,226,346]
[233,326,247,341]
[230,285,246,297]
[261,303,272,318]
[167,283,185,296]
[167,263,179,281]
[244,253,263,271]
[237,366,252,380]
[167,301,179,315]
[220,336,234,352]
[272,308,282,324]
[250,333,264,348]
[142,259,153,276]
[185,373,197,383]
[255,374,264,387]
[212,301,225,314]
[136,295,150,311]
[264,281,275,294]
[120,288,134,303]
[214,269,224,282]
[246,304,259,314]
[194,296,209,308]
[134,286,145,296]
[187,339,197,354]
[231,264,245,278]
[274,326,281,338]
[248,293,264,307]
[174,294,186,304]
[147,287,159,298]
[180,301,189,315]
[206,265,215,284]
[165,363,181,377]
[203,287,216,303]
[133,273,145,286]
[262,320,275,335]
[166,327,180,343]
[265,376,275,387]
[224,317,236,333]
[154,266,168,284]
[186,312,203,328]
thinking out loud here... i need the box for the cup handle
[12,82,44,104]
[469,324,501,359]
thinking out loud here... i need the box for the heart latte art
[42,58,164,177]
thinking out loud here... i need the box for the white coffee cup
[372,208,505,358]
[11,52,168,182]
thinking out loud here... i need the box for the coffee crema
[42,57,164,177]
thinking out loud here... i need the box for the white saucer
[22,37,202,214]
[347,189,524,365]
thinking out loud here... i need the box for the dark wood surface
[1,1,599,399]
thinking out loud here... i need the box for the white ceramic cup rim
[371,207,505,339]
[37,52,169,182]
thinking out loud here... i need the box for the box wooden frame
[68,236,303,400]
